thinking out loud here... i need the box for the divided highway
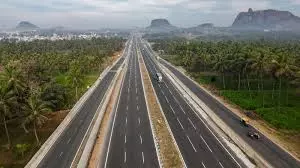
[105,38,159,168]
[36,39,129,168]
[142,39,300,168]
[160,56,300,168]
[139,38,244,168]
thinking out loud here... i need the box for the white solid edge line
[137,41,162,168]
[141,40,187,168]
[71,69,119,167]
[160,62,243,168]
[103,41,130,168]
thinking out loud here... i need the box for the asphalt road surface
[139,38,244,168]
[141,39,300,168]
[37,39,129,168]
[104,37,159,168]
[160,58,300,168]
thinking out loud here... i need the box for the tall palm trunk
[246,74,252,99]
[286,82,289,106]
[75,86,78,100]
[222,73,226,89]
[261,73,265,108]
[34,121,40,146]
[238,72,241,90]
[278,76,282,112]
[272,81,275,100]
[2,113,11,149]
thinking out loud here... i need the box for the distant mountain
[197,23,214,28]
[232,8,300,31]
[146,19,177,33]
[184,23,220,35]
[16,21,39,30]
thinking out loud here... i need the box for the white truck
[156,73,162,82]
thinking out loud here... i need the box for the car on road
[241,117,249,127]
[248,131,260,139]
[155,72,162,82]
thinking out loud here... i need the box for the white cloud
[290,0,300,4]
[1,0,299,29]
[185,1,217,10]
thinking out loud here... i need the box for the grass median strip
[139,54,183,168]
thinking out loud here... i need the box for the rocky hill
[146,19,177,33]
[232,8,300,31]
[16,21,39,30]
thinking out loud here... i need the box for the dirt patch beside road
[139,54,183,168]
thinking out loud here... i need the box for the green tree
[0,85,16,149]
[22,91,51,145]
[270,53,298,110]
[250,48,270,107]
[67,60,84,100]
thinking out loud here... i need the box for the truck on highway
[156,72,162,82]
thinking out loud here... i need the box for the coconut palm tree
[213,53,229,89]
[270,53,298,111]
[250,48,270,108]
[0,66,25,96]
[0,85,16,149]
[22,91,51,145]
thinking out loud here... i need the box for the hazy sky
[1,0,300,29]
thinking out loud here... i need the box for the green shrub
[14,143,31,158]
[256,108,300,130]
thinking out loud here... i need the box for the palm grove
[0,38,124,152]
[152,39,300,131]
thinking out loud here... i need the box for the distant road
[104,37,159,168]
[139,38,244,168]
[37,42,128,168]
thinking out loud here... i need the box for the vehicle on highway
[241,117,249,127]
[248,131,260,139]
[156,72,162,82]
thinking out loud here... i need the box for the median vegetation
[152,39,300,132]
[0,38,124,167]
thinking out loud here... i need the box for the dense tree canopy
[152,38,300,130]
[0,37,124,147]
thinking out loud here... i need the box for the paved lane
[105,37,159,168]
[159,50,300,168]
[139,38,244,168]
[37,39,130,168]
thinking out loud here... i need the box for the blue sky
[1,0,300,29]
